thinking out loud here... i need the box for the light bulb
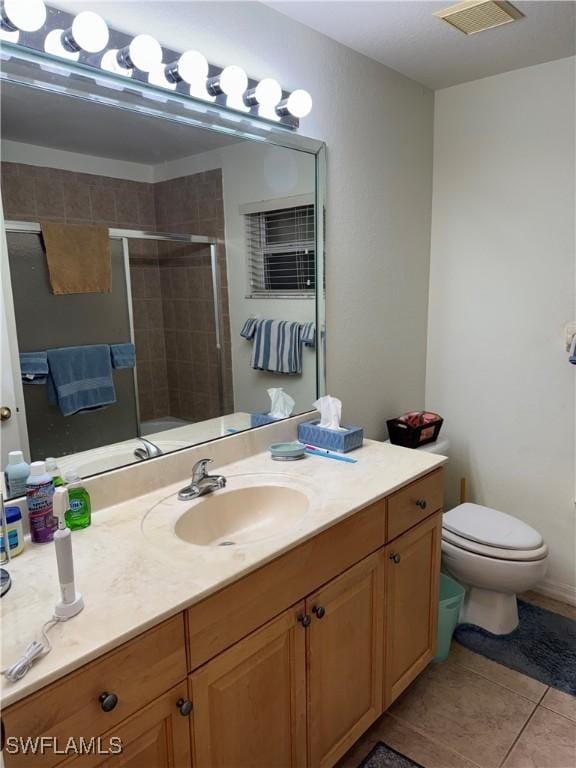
[286,89,312,118]
[254,78,282,108]
[44,28,79,60]
[67,11,109,53]
[0,27,18,42]
[219,65,248,96]
[121,34,163,73]
[177,50,208,84]
[1,0,46,32]
[148,63,176,90]
[101,48,132,78]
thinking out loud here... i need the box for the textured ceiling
[265,0,576,89]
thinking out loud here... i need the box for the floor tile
[370,712,480,768]
[449,642,547,703]
[541,687,576,723]
[521,591,576,621]
[389,662,536,768]
[503,706,576,768]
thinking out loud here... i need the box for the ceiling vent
[434,1,524,35]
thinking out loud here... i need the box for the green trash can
[433,573,466,663]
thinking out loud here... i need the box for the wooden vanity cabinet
[306,551,385,768]
[190,605,307,768]
[383,512,442,708]
[60,683,192,768]
[2,469,443,768]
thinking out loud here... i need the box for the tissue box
[298,420,364,453]
[251,413,281,428]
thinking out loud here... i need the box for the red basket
[387,411,443,449]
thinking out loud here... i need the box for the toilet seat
[443,503,543,549]
[442,528,548,562]
[442,503,547,562]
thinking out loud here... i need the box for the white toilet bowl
[441,503,548,634]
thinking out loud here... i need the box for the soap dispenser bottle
[53,487,84,619]
[63,471,91,530]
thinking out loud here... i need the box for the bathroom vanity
[1,441,444,768]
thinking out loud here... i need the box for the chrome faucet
[178,458,226,501]
[134,438,163,460]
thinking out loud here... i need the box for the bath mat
[454,599,576,695]
[359,742,423,768]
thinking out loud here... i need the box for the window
[245,203,315,297]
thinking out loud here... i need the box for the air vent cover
[434,1,524,35]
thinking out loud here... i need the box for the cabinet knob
[297,613,311,628]
[389,553,401,564]
[99,692,118,712]
[176,698,193,717]
[416,498,427,510]
[312,605,325,619]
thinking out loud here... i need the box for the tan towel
[41,222,111,294]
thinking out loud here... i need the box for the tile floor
[338,592,576,768]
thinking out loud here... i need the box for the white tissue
[268,388,295,419]
[313,395,347,431]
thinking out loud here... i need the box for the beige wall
[427,57,576,601]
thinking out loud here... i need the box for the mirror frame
[0,43,327,488]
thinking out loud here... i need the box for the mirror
[0,72,324,497]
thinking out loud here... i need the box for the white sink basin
[174,486,310,547]
[141,473,317,549]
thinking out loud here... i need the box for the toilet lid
[442,529,548,561]
[443,503,543,550]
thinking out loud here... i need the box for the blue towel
[47,345,116,416]
[300,322,316,348]
[19,351,48,384]
[250,319,303,375]
[110,343,136,369]
[570,336,576,365]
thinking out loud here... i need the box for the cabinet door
[57,683,192,768]
[306,551,385,768]
[384,512,441,708]
[190,604,307,768]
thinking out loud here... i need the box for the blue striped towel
[300,322,316,348]
[240,318,258,339]
[110,343,136,369]
[250,319,303,375]
[20,351,49,384]
[47,345,116,416]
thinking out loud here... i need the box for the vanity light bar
[0,2,313,127]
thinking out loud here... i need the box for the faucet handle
[192,457,213,483]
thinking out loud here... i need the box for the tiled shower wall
[154,169,233,421]
[1,162,233,424]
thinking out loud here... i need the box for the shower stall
[5,222,226,460]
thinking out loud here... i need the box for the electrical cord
[1,616,70,683]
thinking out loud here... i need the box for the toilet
[387,434,549,634]
[441,503,549,634]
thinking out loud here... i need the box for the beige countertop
[0,440,446,708]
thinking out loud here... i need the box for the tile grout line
[497,701,540,768]
[450,654,548,706]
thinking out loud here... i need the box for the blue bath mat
[360,743,423,768]
[454,598,576,695]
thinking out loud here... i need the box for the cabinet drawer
[386,469,443,542]
[3,615,187,768]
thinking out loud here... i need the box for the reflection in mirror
[0,81,322,497]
